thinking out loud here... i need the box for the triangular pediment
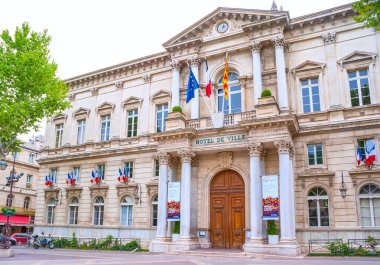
[96,102,115,114]
[291,60,326,73]
[122,96,143,109]
[163,7,289,49]
[338,51,377,66]
[52,113,67,123]
[151,90,171,104]
[72,107,90,118]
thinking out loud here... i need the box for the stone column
[178,148,195,239]
[274,139,296,242]
[171,60,182,109]
[249,41,263,105]
[272,35,289,110]
[154,152,170,239]
[188,57,200,119]
[248,142,264,243]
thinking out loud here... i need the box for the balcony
[0,205,35,216]
[185,111,256,130]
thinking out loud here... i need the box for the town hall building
[34,2,380,255]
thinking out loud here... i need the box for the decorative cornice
[154,152,170,165]
[178,148,195,163]
[249,41,262,53]
[248,142,264,157]
[90,87,99,96]
[272,34,286,47]
[68,93,75,101]
[115,80,123,89]
[321,31,336,44]
[171,60,182,71]
[274,139,294,154]
[298,168,335,178]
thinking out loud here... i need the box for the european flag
[186,67,199,103]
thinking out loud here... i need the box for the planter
[172,233,180,242]
[165,112,186,131]
[268,235,279,245]
[255,96,280,118]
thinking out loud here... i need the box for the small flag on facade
[365,139,376,166]
[186,67,199,103]
[66,172,71,184]
[356,147,364,166]
[205,59,212,97]
[222,53,229,100]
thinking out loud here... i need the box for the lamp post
[339,171,348,199]
[0,152,23,249]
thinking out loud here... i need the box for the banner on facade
[167,182,180,221]
[262,175,279,220]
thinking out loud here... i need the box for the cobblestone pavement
[1,247,380,265]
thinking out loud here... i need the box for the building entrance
[210,170,245,249]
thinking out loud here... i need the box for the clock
[217,22,229,33]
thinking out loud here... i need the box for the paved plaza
[1,247,380,265]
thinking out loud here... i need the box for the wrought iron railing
[308,239,344,255]
[348,238,380,256]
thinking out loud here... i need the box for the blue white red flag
[205,60,212,97]
[357,148,364,166]
[365,139,376,166]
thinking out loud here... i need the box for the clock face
[217,22,229,33]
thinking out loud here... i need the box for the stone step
[170,250,254,259]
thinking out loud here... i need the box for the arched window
[24,197,30,209]
[68,197,79,225]
[217,72,242,114]
[93,196,104,225]
[359,184,380,227]
[151,195,158,227]
[120,196,133,226]
[307,187,329,227]
[6,195,14,207]
[46,198,56,224]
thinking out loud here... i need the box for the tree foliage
[353,0,380,31]
[0,23,70,157]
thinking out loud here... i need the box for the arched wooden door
[210,170,245,249]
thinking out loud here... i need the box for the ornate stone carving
[217,152,233,167]
[142,73,151,83]
[187,56,199,67]
[178,149,195,163]
[168,156,180,168]
[44,187,60,200]
[191,156,199,167]
[171,60,182,71]
[248,142,264,157]
[89,184,109,198]
[154,152,170,165]
[65,186,83,199]
[115,80,123,89]
[272,34,286,48]
[274,139,294,154]
[321,31,336,44]
[68,93,75,101]
[90,87,99,96]
[249,41,262,53]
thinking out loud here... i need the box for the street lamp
[339,171,348,199]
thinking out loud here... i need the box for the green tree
[353,0,380,31]
[0,22,70,157]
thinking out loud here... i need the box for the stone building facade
[0,137,43,234]
[35,3,380,255]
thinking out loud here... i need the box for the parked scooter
[32,233,54,249]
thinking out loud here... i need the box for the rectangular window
[301,78,321,113]
[50,169,58,183]
[124,161,134,178]
[154,159,160,177]
[77,119,86,145]
[100,115,111,142]
[348,69,371,107]
[127,109,138,137]
[55,124,64,148]
[152,204,158,227]
[358,138,375,161]
[96,164,105,181]
[121,205,132,226]
[26,175,32,189]
[73,167,80,183]
[93,205,104,225]
[69,205,78,225]
[156,104,168,132]
[307,144,323,166]
[28,153,35,164]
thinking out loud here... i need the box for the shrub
[70,232,78,248]
[172,106,182,113]
[326,242,349,255]
[121,240,140,251]
[267,220,278,235]
[173,221,180,234]
[261,89,272,97]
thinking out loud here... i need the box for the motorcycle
[32,234,54,249]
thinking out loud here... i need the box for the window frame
[93,196,104,226]
[120,196,133,227]
[72,166,80,183]
[28,153,35,164]
[68,197,79,225]
[156,104,168,133]
[347,68,371,107]
[100,114,111,142]
[23,197,30,209]
[307,143,324,166]
[300,78,321,113]
[46,198,56,225]
[26,174,32,189]
[77,119,86,145]
[50,168,58,183]
[124,161,134,178]
[151,194,158,227]
[127,109,138,138]
[217,72,242,115]
[55,123,64,148]
[307,187,330,227]
[358,183,380,227]
[154,159,160,178]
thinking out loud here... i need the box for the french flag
[357,148,364,166]
[118,168,124,182]
[205,59,212,97]
[45,175,51,186]
[90,170,95,184]
[70,171,76,185]
[123,166,129,183]
[365,139,376,166]
[66,172,71,184]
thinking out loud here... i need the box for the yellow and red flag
[222,53,229,100]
